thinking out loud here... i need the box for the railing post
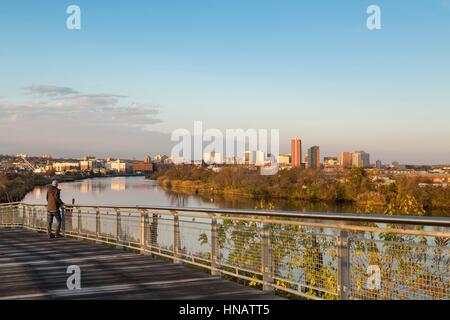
[210,214,220,276]
[22,205,26,228]
[337,230,351,300]
[95,208,101,242]
[173,211,181,264]
[140,210,148,255]
[64,199,75,235]
[11,204,15,225]
[61,207,65,236]
[261,218,273,291]
[116,209,122,249]
[28,206,32,228]
[77,208,82,237]
[150,213,158,247]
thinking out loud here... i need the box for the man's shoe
[48,234,55,239]
[55,234,64,238]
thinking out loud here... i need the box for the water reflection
[22,176,447,217]
[23,176,222,209]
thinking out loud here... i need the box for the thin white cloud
[22,85,80,96]
[1,86,161,129]
[0,85,165,157]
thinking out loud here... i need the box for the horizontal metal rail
[1,202,449,300]
[12,202,450,227]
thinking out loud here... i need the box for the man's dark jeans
[47,210,62,237]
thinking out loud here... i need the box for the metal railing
[1,202,449,300]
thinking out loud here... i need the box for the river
[22,176,447,216]
[22,176,364,213]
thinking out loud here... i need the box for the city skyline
[1,1,450,164]
[5,142,449,167]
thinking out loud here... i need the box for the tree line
[151,165,450,216]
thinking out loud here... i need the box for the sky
[0,0,449,164]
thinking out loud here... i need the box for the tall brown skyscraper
[307,146,321,170]
[291,138,302,167]
[340,152,352,169]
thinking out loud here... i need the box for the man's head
[52,180,59,187]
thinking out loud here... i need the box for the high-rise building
[291,138,302,167]
[352,151,370,168]
[375,160,382,169]
[307,146,321,170]
[340,152,352,169]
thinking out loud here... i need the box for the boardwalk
[0,229,280,300]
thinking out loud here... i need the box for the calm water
[22,176,362,213]
[23,176,447,216]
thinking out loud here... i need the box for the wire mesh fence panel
[217,218,262,274]
[179,216,212,265]
[79,210,97,237]
[32,206,47,230]
[63,208,77,234]
[350,236,450,300]
[99,211,119,241]
[272,224,339,299]
[148,215,175,255]
[118,212,141,248]
[0,205,20,226]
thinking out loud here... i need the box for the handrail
[14,202,450,227]
[0,202,21,207]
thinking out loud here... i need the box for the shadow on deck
[0,229,281,300]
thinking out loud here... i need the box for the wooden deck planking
[0,229,281,300]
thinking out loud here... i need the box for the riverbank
[152,166,450,216]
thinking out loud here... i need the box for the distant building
[132,163,153,173]
[291,139,302,167]
[242,150,265,166]
[389,161,406,170]
[83,155,96,161]
[340,152,352,169]
[154,154,168,163]
[203,151,223,165]
[255,150,265,166]
[352,151,370,168]
[375,160,383,169]
[278,154,291,166]
[243,151,257,165]
[107,160,131,174]
[324,156,339,169]
[307,146,321,170]
[80,159,105,171]
[53,162,80,172]
[144,155,152,164]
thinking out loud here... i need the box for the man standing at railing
[47,180,65,239]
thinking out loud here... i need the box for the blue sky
[0,0,449,164]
